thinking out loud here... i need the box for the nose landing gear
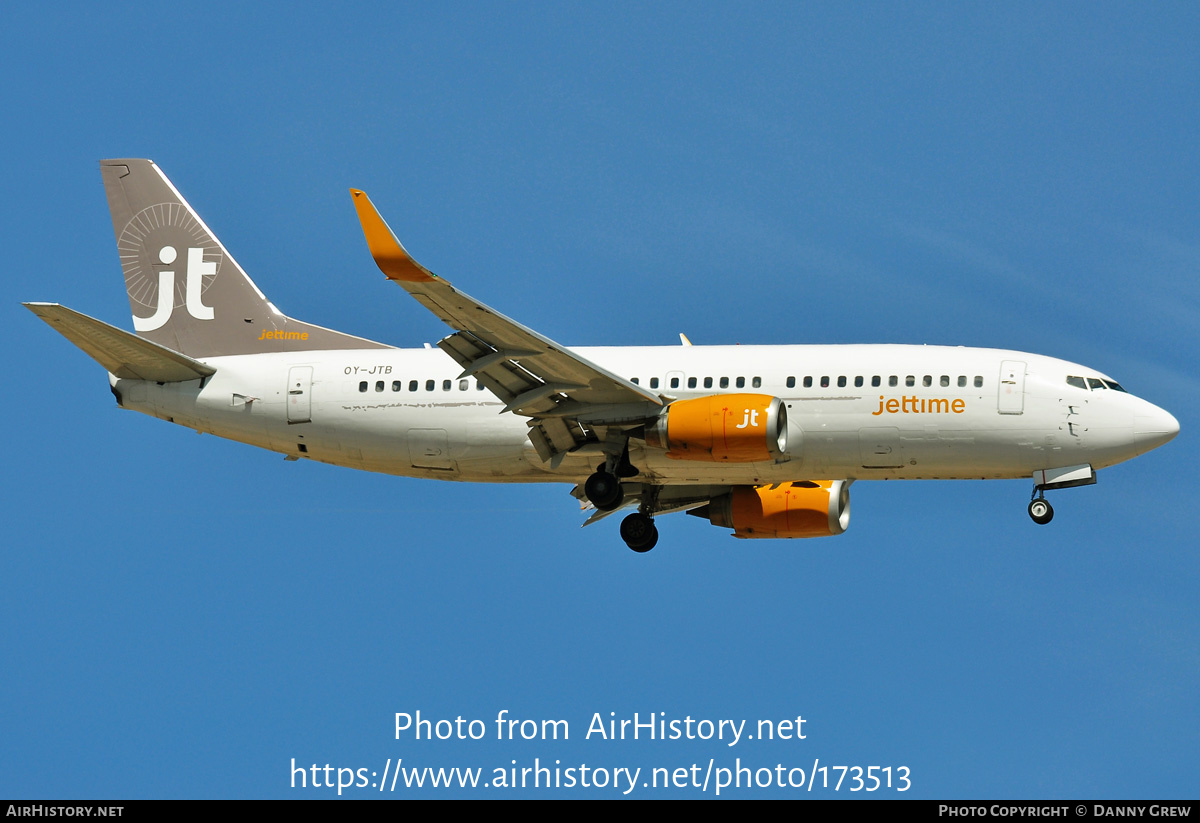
[1026,465,1095,525]
[1027,495,1054,525]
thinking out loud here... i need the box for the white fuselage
[111,343,1175,487]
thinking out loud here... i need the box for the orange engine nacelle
[689,480,851,538]
[645,394,788,462]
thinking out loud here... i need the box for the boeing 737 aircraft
[26,160,1179,551]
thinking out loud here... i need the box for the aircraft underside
[110,359,1172,552]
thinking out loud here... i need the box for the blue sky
[2,3,1197,798]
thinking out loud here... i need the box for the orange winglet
[349,189,437,283]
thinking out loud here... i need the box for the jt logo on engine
[735,409,760,429]
[132,246,216,331]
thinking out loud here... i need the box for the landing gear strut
[1028,491,1054,525]
[620,512,658,552]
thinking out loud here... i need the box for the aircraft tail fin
[100,159,387,356]
[25,302,216,383]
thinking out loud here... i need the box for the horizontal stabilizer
[24,303,216,382]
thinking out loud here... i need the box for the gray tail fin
[100,159,387,357]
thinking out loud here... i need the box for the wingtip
[349,188,439,284]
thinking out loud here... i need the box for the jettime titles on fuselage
[872,396,967,416]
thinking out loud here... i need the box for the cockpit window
[1068,374,1128,392]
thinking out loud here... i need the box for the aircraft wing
[575,482,726,526]
[350,190,664,462]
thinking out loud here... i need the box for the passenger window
[803,376,813,388]
[459,379,469,391]
[671,377,680,389]
[906,375,915,387]
[889,376,899,387]
[392,381,402,391]
[650,377,659,389]
[375,381,384,392]
[752,376,762,388]
[736,377,745,388]
[409,380,418,391]
[820,376,830,388]
[359,381,368,392]
[854,376,863,388]
[704,377,713,389]
[631,377,639,385]
[477,381,485,391]
[974,376,983,388]
[688,377,697,389]
[940,375,949,387]
[922,375,932,387]
[441,380,450,391]
[426,380,435,391]
[720,377,729,389]
[871,375,881,387]
[837,376,847,388]
[786,376,796,388]
[958,376,967,387]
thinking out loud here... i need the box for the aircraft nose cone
[1134,405,1180,452]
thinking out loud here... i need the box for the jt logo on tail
[101,158,390,357]
[132,245,216,331]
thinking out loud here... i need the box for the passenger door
[998,361,1026,415]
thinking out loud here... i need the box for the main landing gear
[583,446,638,513]
[583,469,624,511]
[1027,491,1054,525]
[582,447,660,552]
[620,512,658,553]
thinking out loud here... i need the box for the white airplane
[26,159,1179,552]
